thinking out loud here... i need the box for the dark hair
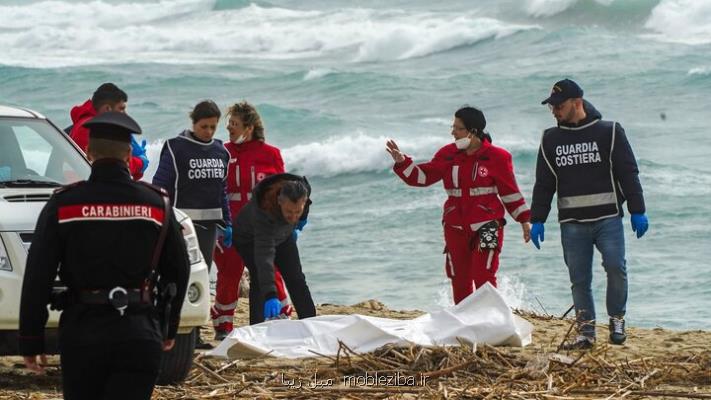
[91,83,127,110]
[278,181,308,203]
[190,100,221,124]
[227,101,265,141]
[87,137,131,160]
[455,106,492,143]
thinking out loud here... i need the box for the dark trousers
[194,221,218,270]
[237,236,316,325]
[60,339,163,400]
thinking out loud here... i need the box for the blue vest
[165,131,229,222]
[540,120,620,222]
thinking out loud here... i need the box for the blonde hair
[227,101,265,140]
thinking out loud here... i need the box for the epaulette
[137,181,169,197]
[53,180,86,195]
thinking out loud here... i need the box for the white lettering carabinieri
[80,205,152,218]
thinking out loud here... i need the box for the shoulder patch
[137,181,169,197]
[53,180,86,194]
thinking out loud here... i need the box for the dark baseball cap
[83,111,142,143]
[541,79,584,106]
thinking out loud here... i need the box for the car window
[0,118,91,185]
[14,126,53,174]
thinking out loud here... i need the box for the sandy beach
[1,299,709,399]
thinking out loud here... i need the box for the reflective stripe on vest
[180,208,223,221]
[403,162,426,185]
[500,192,523,203]
[558,192,616,209]
[212,315,233,324]
[446,189,462,197]
[214,300,238,311]
[470,186,498,196]
[511,204,529,219]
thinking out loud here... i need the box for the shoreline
[1,299,709,399]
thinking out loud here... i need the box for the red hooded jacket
[394,139,530,231]
[224,140,284,216]
[69,100,145,180]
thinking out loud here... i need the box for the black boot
[561,335,595,350]
[609,316,626,345]
[195,327,214,350]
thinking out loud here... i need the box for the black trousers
[194,221,218,270]
[237,236,316,325]
[60,339,163,400]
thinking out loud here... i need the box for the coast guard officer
[19,112,190,399]
[530,79,648,350]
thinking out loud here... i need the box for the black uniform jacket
[233,173,310,299]
[531,101,645,223]
[18,159,190,356]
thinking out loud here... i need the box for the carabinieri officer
[19,112,190,400]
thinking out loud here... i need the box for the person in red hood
[211,101,293,339]
[69,83,148,180]
[387,106,532,305]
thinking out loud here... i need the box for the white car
[0,105,210,384]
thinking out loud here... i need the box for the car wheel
[156,327,197,385]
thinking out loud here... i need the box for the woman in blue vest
[153,100,231,270]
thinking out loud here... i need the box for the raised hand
[385,139,405,163]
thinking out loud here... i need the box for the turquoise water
[2,0,710,329]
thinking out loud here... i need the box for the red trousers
[211,240,288,332]
[443,224,504,304]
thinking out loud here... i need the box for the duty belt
[78,287,151,316]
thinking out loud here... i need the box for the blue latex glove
[222,225,233,247]
[531,222,545,249]
[292,218,308,241]
[630,213,648,239]
[130,135,147,157]
[295,218,308,231]
[264,297,281,320]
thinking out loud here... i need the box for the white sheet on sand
[209,283,533,359]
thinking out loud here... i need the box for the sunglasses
[548,100,572,111]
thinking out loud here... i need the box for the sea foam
[0,2,534,68]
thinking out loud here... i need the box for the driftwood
[2,312,710,399]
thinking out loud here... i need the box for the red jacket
[224,140,284,216]
[69,100,145,180]
[394,140,530,231]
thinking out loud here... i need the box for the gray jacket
[233,173,310,299]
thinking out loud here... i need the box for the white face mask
[454,136,471,150]
[231,135,247,145]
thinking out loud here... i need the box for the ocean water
[1,0,710,330]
